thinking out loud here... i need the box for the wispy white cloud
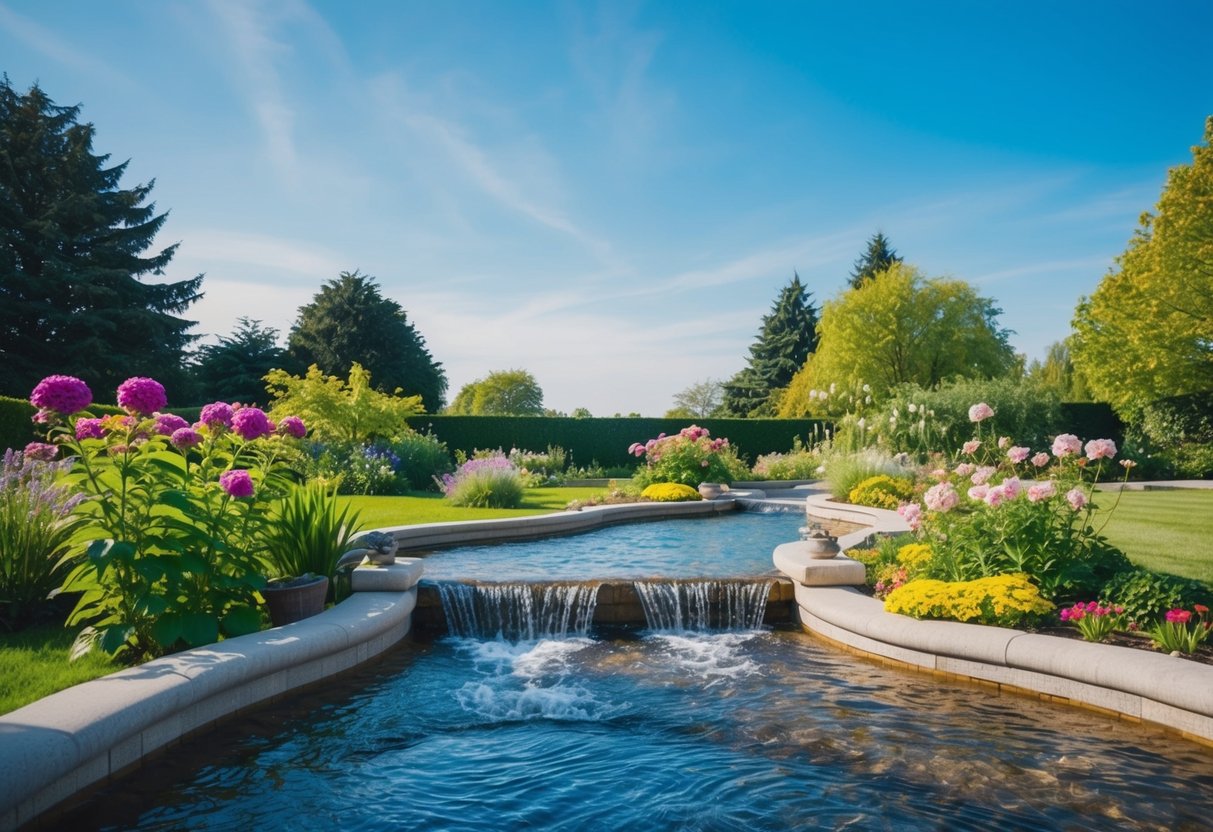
[178,228,347,277]
[0,2,130,86]
[972,255,1114,286]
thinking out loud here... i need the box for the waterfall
[435,582,600,640]
[632,579,773,632]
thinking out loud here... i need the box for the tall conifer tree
[721,272,819,416]
[0,78,202,398]
[848,232,903,289]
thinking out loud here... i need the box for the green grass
[339,486,609,530]
[1094,489,1213,585]
[0,622,118,714]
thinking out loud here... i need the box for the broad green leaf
[180,612,220,647]
[222,605,264,637]
[100,623,134,655]
[151,613,183,648]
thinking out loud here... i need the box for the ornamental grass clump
[884,574,1055,628]
[438,454,524,508]
[628,425,748,488]
[29,374,309,660]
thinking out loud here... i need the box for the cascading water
[434,581,601,640]
[632,579,772,631]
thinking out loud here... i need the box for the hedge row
[405,416,830,469]
[1059,402,1124,445]
[0,397,200,453]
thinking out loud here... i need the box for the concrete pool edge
[783,495,1213,746]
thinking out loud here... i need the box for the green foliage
[629,425,750,488]
[265,363,423,444]
[848,231,903,289]
[778,264,1016,416]
[0,396,36,452]
[823,449,909,500]
[303,432,453,495]
[259,481,363,587]
[1147,608,1211,654]
[848,474,914,510]
[1072,116,1213,421]
[1101,567,1212,625]
[640,482,702,502]
[0,451,88,628]
[447,369,545,415]
[191,318,286,406]
[721,273,820,416]
[0,78,202,400]
[287,270,447,412]
[1025,340,1091,402]
[440,455,525,508]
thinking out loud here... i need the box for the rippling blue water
[419,509,806,581]
[69,630,1213,831]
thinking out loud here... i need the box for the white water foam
[649,632,765,684]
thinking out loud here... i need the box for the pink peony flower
[1165,609,1192,624]
[967,484,990,502]
[962,440,981,455]
[971,466,996,486]
[1084,438,1118,461]
[199,402,235,429]
[23,442,58,462]
[954,462,976,477]
[219,469,255,498]
[30,375,93,415]
[897,502,923,531]
[983,488,1005,508]
[1000,477,1022,499]
[968,402,995,422]
[1052,434,1082,458]
[231,407,272,441]
[1027,481,1057,503]
[1007,446,1030,464]
[1065,488,1087,511]
[75,417,106,440]
[923,482,959,513]
[154,412,190,436]
[998,436,1011,449]
[170,427,203,449]
[116,377,167,416]
[628,442,645,457]
[1031,452,1050,468]
[277,415,307,439]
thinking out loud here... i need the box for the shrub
[884,574,1055,628]
[439,454,524,508]
[265,363,423,443]
[259,481,364,591]
[822,448,909,500]
[847,474,914,509]
[629,425,749,488]
[1100,567,1213,625]
[509,445,568,485]
[303,432,453,495]
[750,439,823,480]
[640,482,702,502]
[0,450,88,628]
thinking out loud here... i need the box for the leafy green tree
[288,271,446,412]
[264,363,423,443]
[1025,339,1091,402]
[721,273,819,416]
[0,78,202,399]
[848,231,903,289]
[1072,116,1213,420]
[778,263,1016,416]
[446,369,544,415]
[666,378,724,418]
[192,317,286,406]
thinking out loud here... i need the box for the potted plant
[259,480,364,626]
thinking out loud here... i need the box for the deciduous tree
[666,378,724,418]
[446,369,544,415]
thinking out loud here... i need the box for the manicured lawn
[338,486,609,530]
[1094,489,1213,585]
[0,622,118,715]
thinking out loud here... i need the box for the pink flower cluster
[1084,438,1117,460]
[968,402,994,422]
[923,482,959,513]
[1060,601,1123,622]
[897,501,923,531]
[628,425,727,461]
[1051,434,1082,458]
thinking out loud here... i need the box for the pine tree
[0,78,202,399]
[848,231,903,289]
[288,271,447,412]
[191,318,287,406]
[720,273,819,416]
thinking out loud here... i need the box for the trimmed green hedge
[0,396,36,453]
[1060,402,1123,444]
[404,416,829,469]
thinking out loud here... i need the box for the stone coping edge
[776,496,1213,744]
[0,582,419,831]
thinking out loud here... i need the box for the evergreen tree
[848,231,903,289]
[191,318,286,406]
[288,271,447,412]
[720,273,819,416]
[0,78,202,399]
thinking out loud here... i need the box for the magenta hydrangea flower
[23,442,58,462]
[154,413,190,436]
[30,375,93,415]
[116,377,167,416]
[75,417,107,440]
[219,469,255,498]
[170,427,203,450]
[198,402,234,429]
[231,407,272,440]
[277,415,307,439]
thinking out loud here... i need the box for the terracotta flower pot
[262,574,329,627]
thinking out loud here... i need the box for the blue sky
[3,1,1211,415]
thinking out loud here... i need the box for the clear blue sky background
[3,1,1211,415]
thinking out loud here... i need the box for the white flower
[857,417,866,429]
[908,403,917,414]
[862,383,871,393]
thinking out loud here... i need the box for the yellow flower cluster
[884,574,1054,627]
[896,543,933,569]
[848,475,914,510]
[640,482,702,502]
